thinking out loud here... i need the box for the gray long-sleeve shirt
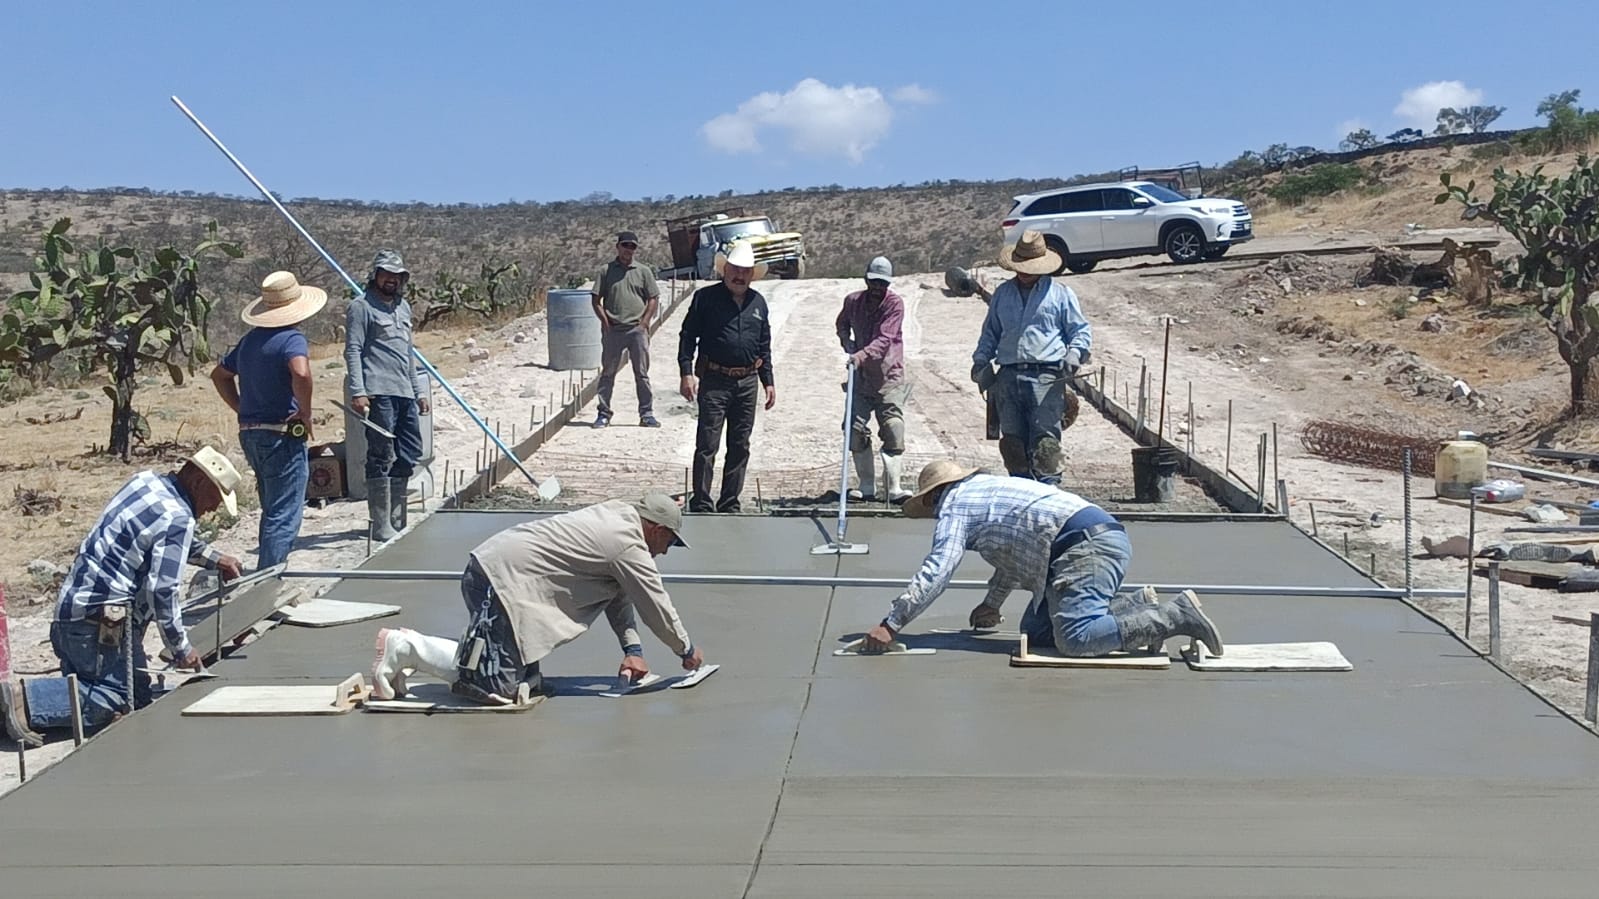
[344,288,426,399]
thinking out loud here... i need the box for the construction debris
[13,485,62,517]
[22,407,84,426]
[1356,239,1494,304]
[1299,419,1440,475]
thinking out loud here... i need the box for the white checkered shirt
[884,474,1096,631]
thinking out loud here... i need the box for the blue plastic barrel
[546,288,601,371]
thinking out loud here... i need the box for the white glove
[1064,349,1083,370]
[841,351,856,368]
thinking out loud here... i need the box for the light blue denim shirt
[972,276,1092,366]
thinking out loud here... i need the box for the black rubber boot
[1114,589,1224,657]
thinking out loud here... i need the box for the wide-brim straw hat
[188,445,241,517]
[902,459,981,519]
[713,240,769,281]
[999,229,1062,275]
[241,271,327,328]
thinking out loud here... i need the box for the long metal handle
[836,363,856,542]
[169,96,556,499]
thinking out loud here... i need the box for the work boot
[1111,586,1162,653]
[366,479,397,542]
[388,478,409,533]
[1,682,44,748]
[371,627,462,700]
[881,453,912,504]
[1114,589,1223,657]
[851,450,876,501]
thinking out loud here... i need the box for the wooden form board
[1473,560,1584,589]
[1009,633,1171,669]
[364,681,543,714]
[181,674,370,716]
[276,598,401,628]
[1183,642,1353,672]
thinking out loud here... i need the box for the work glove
[841,351,856,368]
[971,361,997,395]
[1064,349,1083,371]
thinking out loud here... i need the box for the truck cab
[665,208,807,280]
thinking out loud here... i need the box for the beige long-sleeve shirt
[469,501,692,662]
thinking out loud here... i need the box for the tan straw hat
[241,271,328,328]
[901,459,981,519]
[713,240,769,281]
[999,229,1062,276]
[187,445,241,517]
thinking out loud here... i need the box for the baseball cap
[632,492,689,547]
[865,256,893,284]
[616,230,640,246]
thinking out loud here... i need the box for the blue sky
[2,0,1590,205]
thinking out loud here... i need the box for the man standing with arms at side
[211,270,325,569]
[677,241,776,513]
[591,230,661,429]
[971,230,1093,484]
[836,255,912,504]
[345,250,430,542]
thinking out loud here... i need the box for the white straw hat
[187,445,241,517]
[713,241,769,281]
[241,271,328,328]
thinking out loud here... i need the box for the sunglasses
[618,242,638,249]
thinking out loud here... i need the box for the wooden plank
[181,674,369,717]
[364,681,543,714]
[1473,560,1582,588]
[1529,449,1599,463]
[1183,642,1353,672]
[1553,615,1596,628]
[276,598,401,628]
[1435,496,1525,517]
[1009,633,1171,669]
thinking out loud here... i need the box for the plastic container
[1131,445,1181,503]
[1434,440,1488,499]
[547,288,602,371]
[1471,478,1525,503]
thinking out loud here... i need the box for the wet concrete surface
[3,513,1598,896]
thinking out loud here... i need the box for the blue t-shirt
[220,326,310,425]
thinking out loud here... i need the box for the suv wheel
[1065,259,1097,274]
[1164,224,1205,264]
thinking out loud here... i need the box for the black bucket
[1131,445,1181,503]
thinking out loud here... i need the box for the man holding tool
[836,256,912,504]
[591,229,661,428]
[211,270,325,569]
[370,492,707,705]
[677,241,776,513]
[345,250,430,543]
[1,447,244,746]
[859,460,1223,658]
[971,230,1093,484]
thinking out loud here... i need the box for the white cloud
[892,83,938,105]
[702,78,929,164]
[1394,80,1484,129]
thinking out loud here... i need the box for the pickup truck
[663,208,806,280]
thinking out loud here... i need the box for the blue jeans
[1022,527,1132,656]
[23,619,151,733]
[365,395,422,481]
[239,429,309,569]
[995,365,1067,483]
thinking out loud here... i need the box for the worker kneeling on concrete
[861,461,1223,658]
[370,493,705,704]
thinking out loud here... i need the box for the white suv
[1000,181,1253,273]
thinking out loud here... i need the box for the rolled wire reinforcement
[278,569,1465,598]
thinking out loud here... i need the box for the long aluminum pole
[276,568,1466,597]
[169,96,557,500]
[837,362,856,542]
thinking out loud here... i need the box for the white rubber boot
[882,453,912,504]
[851,450,876,501]
[371,627,461,700]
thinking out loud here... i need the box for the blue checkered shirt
[884,474,1097,631]
[55,471,224,657]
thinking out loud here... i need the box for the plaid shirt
[55,471,224,657]
[885,474,1098,631]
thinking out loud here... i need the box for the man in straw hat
[211,270,326,569]
[369,493,707,705]
[345,249,430,543]
[836,255,913,504]
[1,447,244,745]
[971,229,1094,484]
[677,240,776,513]
[859,460,1223,659]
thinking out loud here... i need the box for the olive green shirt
[593,259,659,326]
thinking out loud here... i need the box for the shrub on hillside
[1267,164,1365,206]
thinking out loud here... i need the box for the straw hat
[713,241,768,281]
[901,459,981,519]
[999,230,1062,275]
[240,271,327,328]
[187,445,241,517]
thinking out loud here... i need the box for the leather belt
[705,359,763,378]
[1001,361,1064,372]
[241,421,308,439]
[1052,520,1126,555]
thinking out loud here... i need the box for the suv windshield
[1135,183,1191,203]
[712,220,775,242]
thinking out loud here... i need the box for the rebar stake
[1403,448,1414,603]
[1586,613,1599,724]
[1465,494,1477,639]
[1488,560,1502,659]
[67,673,84,746]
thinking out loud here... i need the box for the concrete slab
[4,515,1598,896]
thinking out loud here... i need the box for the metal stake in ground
[1587,612,1599,723]
[169,95,560,502]
[1403,448,1414,603]
[1157,317,1172,445]
[813,363,868,555]
[1488,560,1502,659]
[1465,493,1477,640]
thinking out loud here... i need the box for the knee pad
[1033,437,1063,476]
[998,436,1029,475]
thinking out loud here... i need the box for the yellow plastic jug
[1435,440,1488,499]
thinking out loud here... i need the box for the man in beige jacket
[370,493,705,704]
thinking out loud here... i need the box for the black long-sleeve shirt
[676,282,775,387]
